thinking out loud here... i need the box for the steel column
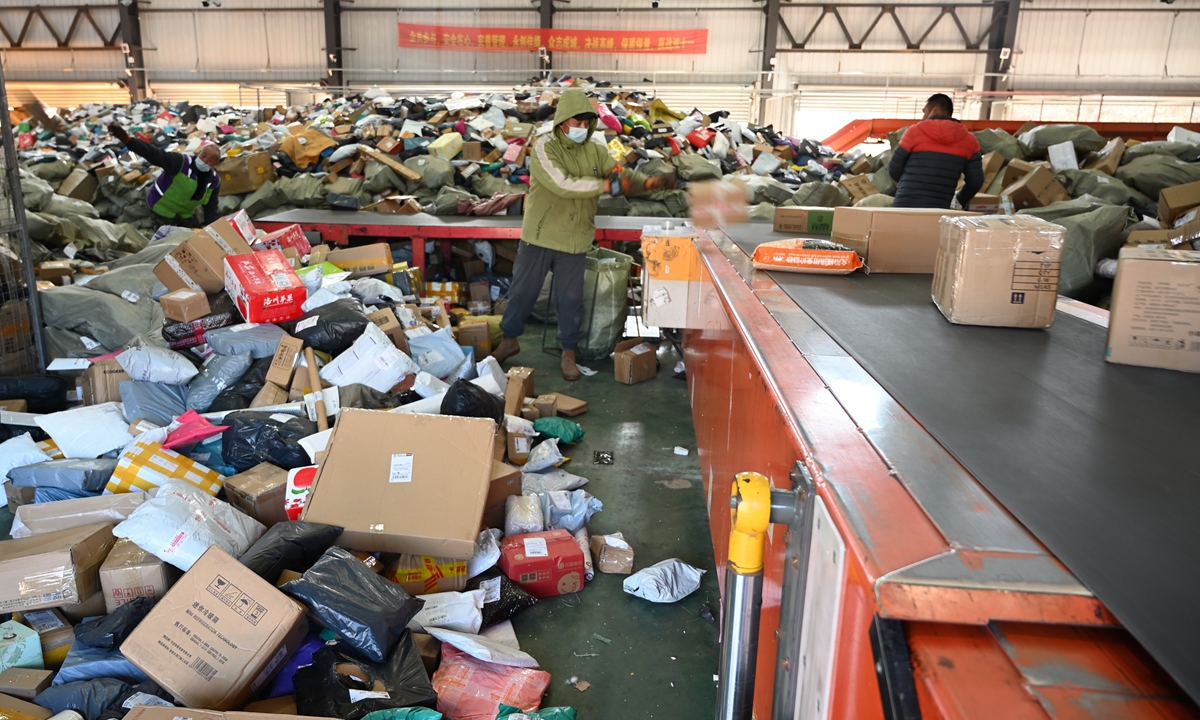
[118,1,146,102]
[540,0,554,76]
[323,0,344,93]
[758,0,781,124]
[980,0,1021,120]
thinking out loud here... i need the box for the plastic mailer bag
[293,298,370,354]
[409,590,486,634]
[432,645,550,720]
[520,467,588,495]
[407,327,464,379]
[789,182,851,208]
[427,627,537,668]
[74,597,154,649]
[498,706,577,720]
[522,438,563,473]
[0,375,70,414]
[1115,154,1200,198]
[162,410,228,450]
[34,487,96,503]
[221,411,319,472]
[465,568,538,628]
[539,490,602,535]
[1018,124,1106,159]
[239,519,344,584]
[265,631,326,699]
[35,402,135,459]
[282,547,425,663]
[504,494,543,536]
[113,479,266,571]
[206,323,286,359]
[186,352,253,413]
[52,642,148,685]
[467,529,502,580]
[106,438,223,496]
[115,345,198,385]
[8,457,116,491]
[532,417,584,444]
[93,680,176,720]
[207,356,272,413]
[319,322,420,393]
[360,709,442,720]
[0,432,52,481]
[119,381,189,427]
[293,635,438,720]
[34,678,131,720]
[623,558,705,603]
[440,379,503,426]
[752,238,864,275]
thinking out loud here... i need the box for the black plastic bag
[292,298,370,355]
[0,375,69,414]
[293,635,438,720]
[95,680,176,720]
[326,192,360,211]
[221,411,318,472]
[338,384,403,410]
[74,597,154,649]
[240,520,344,583]
[35,679,131,720]
[207,356,272,413]
[440,379,502,426]
[281,547,424,663]
[465,568,538,628]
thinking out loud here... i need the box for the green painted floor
[508,323,720,718]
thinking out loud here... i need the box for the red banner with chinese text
[398,23,707,54]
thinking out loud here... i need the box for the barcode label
[190,656,217,681]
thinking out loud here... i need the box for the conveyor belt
[724,223,1200,702]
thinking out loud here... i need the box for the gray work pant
[499,242,587,351]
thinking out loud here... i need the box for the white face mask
[195,158,211,172]
[565,126,589,144]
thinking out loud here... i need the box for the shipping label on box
[99,537,173,614]
[1106,248,1200,373]
[225,251,307,324]
[1158,180,1200,228]
[253,224,312,256]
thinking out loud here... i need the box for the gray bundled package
[186,352,253,413]
[206,323,286,358]
[8,458,118,491]
[118,380,189,426]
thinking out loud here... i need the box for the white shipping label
[122,693,174,709]
[389,453,414,483]
[629,343,654,355]
[348,690,390,703]
[205,227,236,254]
[271,272,292,288]
[417,350,443,367]
[163,254,202,292]
[295,316,319,332]
[121,290,141,303]
[651,287,671,307]
[80,336,101,350]
[22,609,65,632]
[514,436,529,454]
[523,537,549,557]
[481,576,502,604]
[550,491,571,511]
[270,413,296,423]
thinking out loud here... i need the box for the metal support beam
[540,0,554,76]
[118,1,147,102]
[980,0,1020,120]
[759,0,781,123]
[323,0,344,94]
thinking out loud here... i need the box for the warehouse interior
[0,1,1198,719]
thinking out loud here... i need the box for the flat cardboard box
[302,409,495,558]
[0,523,114,612]
[225,463,289,527]
[554,393,587,417]
[363,195,422,215]
[1125,229,1179,250]
[483,461,521,529]
[99,537,173,614]
[10,493,144,539]
[1158,180,1200,228]
[38,261,72,285]
[613,340,658,385]
[932,215,1064,328]
[56,590,105,624]
[217,152,276,196]
[773,206,835,235]
[327,243,392,278]
[831,207,978,274]
[266,335,304,388]
[81,359,130,405]
[455,321,491,359]
[121,546,308,710]
[0,692,52,720]
[0,669,52,701]
[1083,137,1125,176]
[1000,166,1069,211]
[840,174,878,203]
[1106,247,1200,373]
[160,289,211,323]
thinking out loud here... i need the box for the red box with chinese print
[498,529,584,598]
[224,250,307,324]
[252,223,312,256]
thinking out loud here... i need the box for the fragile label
[481,576,501,603]
[295,315,319,332]
[523,537,549,557]
[389,453,414,483]
[651,287,671,307]
[348,690,391,703]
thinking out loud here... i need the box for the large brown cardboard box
[932,215,1064,328]
[0,668,52,701]
[0,692,52,720]
[1158,180,1200,228]
[225,463,289,527]
[1082,137,1125,176]
[0,523,114,612]
[1106,247,1200,373]
[301,409,494,558]
[327,243,392,278]
[831,207,978,273]
[773,207,835,235]
[154,228,253,294]
[99,537,174,614]
[159,289,211,323]
[1000,166,1069,211]
[57,168,98,203]
[455,321,491,359]
[839,174,878,203]
[367,308,409,354]
[483,461,521,529]
[216,152,276,196]
[613,340,658,385]
[1001,158,1041,188]
[81,359,130,405]
[121,547,308,711]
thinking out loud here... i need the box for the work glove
[644,175,677,192]
[108,123,129,144]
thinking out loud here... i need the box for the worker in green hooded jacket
[109,122,221,231]
[493,88,674,380]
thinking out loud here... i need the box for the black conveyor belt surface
[726,225,1200,701]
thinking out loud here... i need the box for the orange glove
[645,175,677,192]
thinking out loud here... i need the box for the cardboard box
[554,394,587,417]
[224,250,307,324]
[9,493,144,539]
[327,243,392,278]
[38,261,72,285]
[0,400,26,413]
[160,289,211,323]
[217,152,276,196]
[1083,137,1125,176]
[831,207,978,274]
[967,194,1003,214]
[0,669,52,701]
[469,282,491,304]
[1125,229,1179,250]
[506,432,531,466]
[242,696,299,715]
[366,309,409,354]
[455,322,491,359]
[57,168,98,202]
[0,523,114,612]
[483,461,521,529]
[980,151,1005,189]
[253,224,312,256]
[1001,165,1069,211]
[265,335,304,388]
[506,366,534,398]
[81,359,131,405]
[1001,158,1040,188]
[1106,247,1200,373]
[274,570,302,588]
[0,691,52,720]
[461,142,484,161]
[520,405,539,422]
[840,174,878,203]
[1158,180,1200,228]
[533,394,557,418]
[250,381,288,409]
[411,633,441,676]
[503,381,524,418]
[99,537,173,614]
[614,340,658,385]
[498,529,585,598]
[687,180,748,229]
[16,608,72,668]
[363,195,422,215]
[155,227,253,294]
[932,215,1064,328]
[773,206,835,234]
[302,409,495,558]
[121,546,308,710]
[225,463,289,527]
[56,590,105,625]
[0,618,40,674]
[589,532,635,574]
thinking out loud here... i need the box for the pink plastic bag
[432,646,551,720]
[597,104,621,132]
[162,410,228,450]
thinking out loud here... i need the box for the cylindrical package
[573,527,595,582]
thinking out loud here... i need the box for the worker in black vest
[110,123,221,230]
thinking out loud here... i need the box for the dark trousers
[500,242,587,351]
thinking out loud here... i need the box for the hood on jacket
[921,116,971,145]
[552,88,599,144]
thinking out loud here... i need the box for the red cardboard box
[224,210,257,243]
[252,224,312,256]
[498,529,584,598]
[224,250,307,324]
